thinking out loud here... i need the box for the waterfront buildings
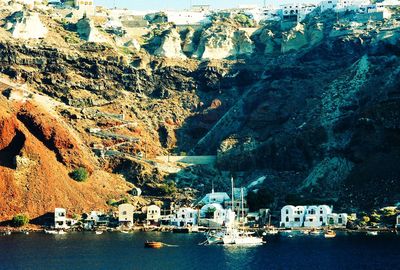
[54,208,67,229]
[280,205,348,228]
[146,205,161,225]
[171,207,198,227]
[118,203,134,227]
[54,208,77,229]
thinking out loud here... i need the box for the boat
[23,231,29,235]
[3,231,11,236]
[302,230,311,235]
[95,231,104,235]
[310,229,321,235]
[44,229,66,235]
[119,230,130,234]
[263,227,279,235]
[324,230,336,238]
[144,241,163,248]
[221,182,264,246]
[366,231,378,236]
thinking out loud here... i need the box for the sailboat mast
[231,176,234,220]
[241,188,244,221]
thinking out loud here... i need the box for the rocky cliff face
[1,6,400,221]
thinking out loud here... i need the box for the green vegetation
[107,197,128,207]
[12,214,29,227]
[70,167,89,182]
[159,181,177,196]
[234,13,255,27]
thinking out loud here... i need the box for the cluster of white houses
[19,0,399,29]
[52,188,270,230]
[280,205,348,228]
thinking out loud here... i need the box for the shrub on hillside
[12,214,29,227]
[70,167,89,182]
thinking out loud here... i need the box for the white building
[280,205,339,228]
[54,208,77,229]
[165,11,210,26]
[320,0,339,12]
[198,191,230,206]
[199,203,234,226]
[130,187,142,197]
[327,213,348,226]
[118,203,134,227]
[172,207,198,227]
[146,205,161,224]
[335,0,371,12]
[74,0,95,16]
[54,208,67,229]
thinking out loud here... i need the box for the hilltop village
[0,0,400,234]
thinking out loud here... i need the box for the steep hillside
[0,97,133,220]
[1,5,400,221]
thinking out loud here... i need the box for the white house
[320,0,339,12]
[74,0,95,16]
[54,208,67,229]
[198,191,230,206]
[146,205,161,224]
[54,208,77,229]
[396,214,400,229]
[200,203,233,226]
[118,203,134,227]
[130,187,142,197]
[172,207,198,227]
[280,205,336,228]
[335,0,371,12]
[327,213,348,226]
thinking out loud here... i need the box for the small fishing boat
[119,230,130,234]
[3,231,11,236]
[324,230,336,238]
[95,231,104,235]
[366,231,378,236]
[144,241,163,249]
[310,229,321,235]
[23,231,29,235]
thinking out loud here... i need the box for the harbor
[0,231,399,270]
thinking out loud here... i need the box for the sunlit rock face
[194,24,254,60]
[6,11,47,39]
[76,15,106,43]
[154,27,186,59]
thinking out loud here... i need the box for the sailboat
[221,179,264,245]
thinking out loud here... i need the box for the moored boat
[95,231,104,235]
[44,229,66,235]
[366,231,378,236]
[144,241,163,248]
[324,230,336,238]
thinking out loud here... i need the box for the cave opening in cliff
[0,130,26,169]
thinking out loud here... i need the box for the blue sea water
[0,231,399,270]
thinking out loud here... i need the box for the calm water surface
[0,231,399,270]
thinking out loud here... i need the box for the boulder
[76,15,106,43]
[7,11,47,39]
[154,27,186,59]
